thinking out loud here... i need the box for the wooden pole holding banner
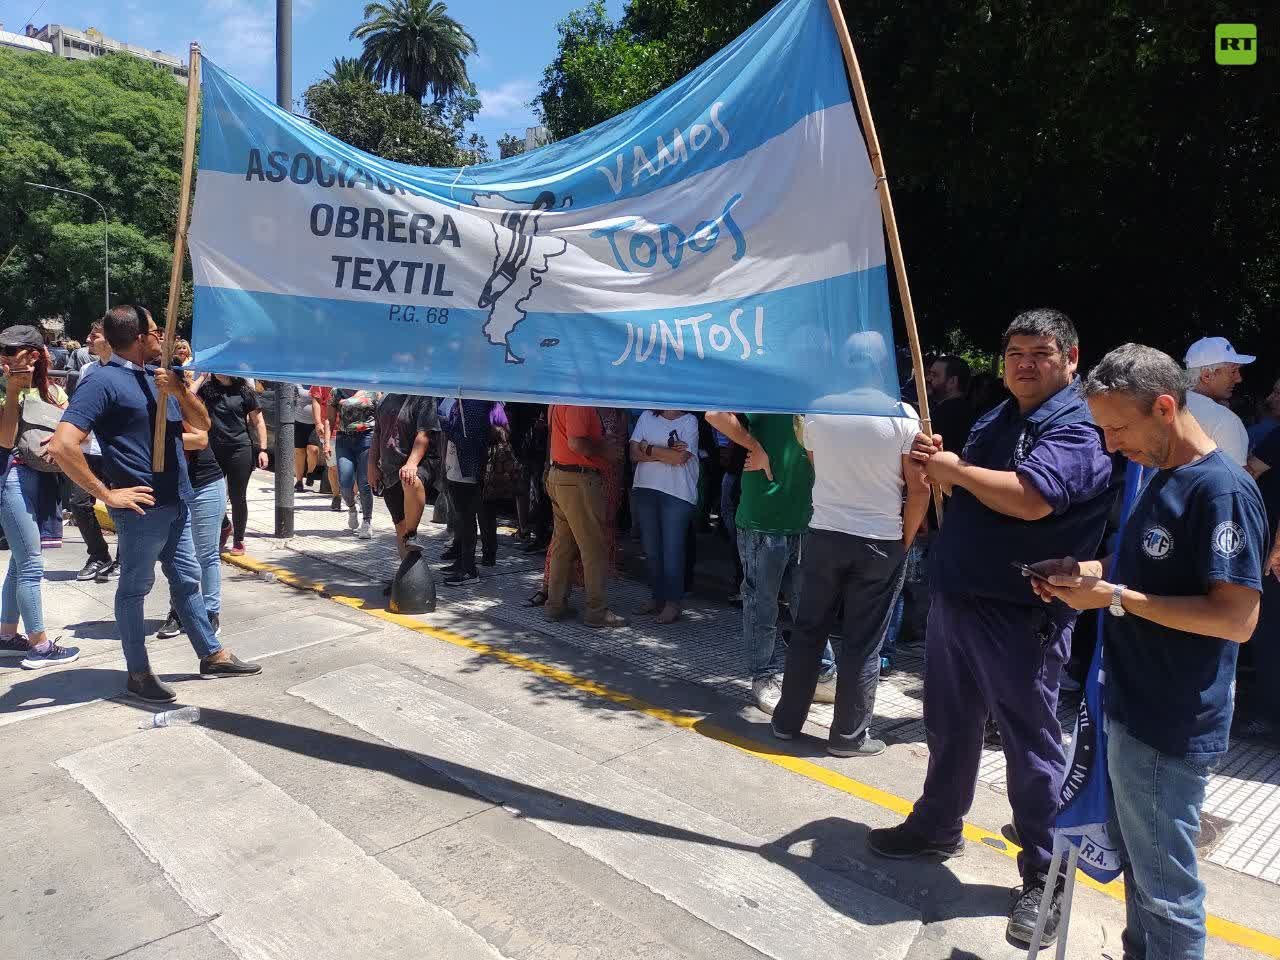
[822,0,944,522]
[152,42,202,472]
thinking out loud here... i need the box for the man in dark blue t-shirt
[1244,423,1280,734]
[868,309,1117,948]
[1035,344,1267,960]
[50,305,261,702]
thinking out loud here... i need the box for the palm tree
[326,56,373,84]
[350,0,477,103]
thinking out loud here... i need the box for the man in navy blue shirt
[1033,344,1266,960]
[49,305,261,702]
[868,309,1117,947]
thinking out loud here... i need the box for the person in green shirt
[706,412,835,714]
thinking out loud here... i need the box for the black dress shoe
[127,672,176,703]
[199,652,262,677]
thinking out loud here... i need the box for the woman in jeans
[197,375,268,556]
[629,409,700,623]
[330,389,380,539]
[0,331,79,668]
[157,414,226,640]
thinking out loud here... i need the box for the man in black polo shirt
[1034,344,1266,960]
[50,306,261,702]
[868,309,1118,946]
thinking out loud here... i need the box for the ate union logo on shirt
[1211,521,1246,560]
[1141,525,1174,559]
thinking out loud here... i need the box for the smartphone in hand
[1011,561,1051,583]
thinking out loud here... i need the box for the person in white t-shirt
[1184,336,1253,466]
[629,409,700,623]
[771,382,931,759]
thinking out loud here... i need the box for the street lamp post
[272,0,297,538]
[24,181,109,315]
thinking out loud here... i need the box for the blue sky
[6,0,625,148]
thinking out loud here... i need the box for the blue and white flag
[187,0,899,413]
[1052,460,1147,883]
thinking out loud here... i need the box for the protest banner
[184,0,917,416]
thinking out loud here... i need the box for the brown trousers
[545,468,608,620]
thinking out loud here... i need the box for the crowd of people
[0,304,1277,959]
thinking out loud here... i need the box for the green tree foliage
[497,133,526,158]
[303,75,489,166]
[351,0,478,104]
[0,50,187,336]
[326,56,374,84]
[537,0,1278,380]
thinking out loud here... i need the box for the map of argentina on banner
[188,0,898,413]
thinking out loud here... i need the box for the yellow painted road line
[94,519,1277,958]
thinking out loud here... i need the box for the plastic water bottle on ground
[139,706,201,729]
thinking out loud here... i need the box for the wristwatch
[1109,583,1126,617]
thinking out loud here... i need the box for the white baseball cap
[1184,336,1255,369]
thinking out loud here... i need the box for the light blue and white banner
[188,0,897,413]
[1052,460,1147,884]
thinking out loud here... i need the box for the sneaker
[126,671,176,703]
[229,543,246,557]
[356,519,372,540]
[770,719,795,741]
[813,674,837,703]
[95,559,121,583]
[199,652,262,677]
[156,610,184,639]
[751,675,783,715]
[437,560,463,574]
[347,504,359,530]
[76,557,109,582]
[330,496,342,512]
[984,719,1002,748]
[879,656,894,681]
[21,638,80,670]
[1007,876,1062,948]
[828,737,887,758]
[0,632,29,659]
[583,611,628,629]
[866,823,965,860]
[442,569,480,586]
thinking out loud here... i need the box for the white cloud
[200,0,275,82]
[477,78,538,120]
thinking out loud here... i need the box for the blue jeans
[1108,721,1219,960]
[336,432,373,520]
[188,478,226,615]
[632,487,695,605]
[110,502,222,673]
[0,466,46,634]
[738,529,834,681]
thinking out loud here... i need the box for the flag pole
[152,42,202,472]
[823,0,943,522]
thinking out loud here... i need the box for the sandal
[525,590,548,608]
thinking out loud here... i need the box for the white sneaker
[813,674,838,703]
[21,638,80,670]
[752,675,783,715]
[347,504,359,530]
[356,519,372,540]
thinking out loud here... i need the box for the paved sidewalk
[245,473,1280,886]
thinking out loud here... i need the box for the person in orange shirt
[544,404,628,628]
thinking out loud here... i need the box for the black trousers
[773,528,906,751]
[214,444,254,544]
[448,480,483,574]
[66,453,111,563]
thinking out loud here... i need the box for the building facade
[22,23,187,83]
[0,22,53,54]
